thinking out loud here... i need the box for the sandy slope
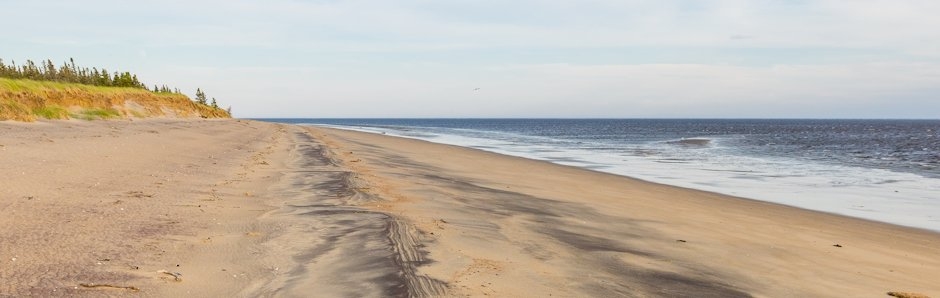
[2,119,938,297]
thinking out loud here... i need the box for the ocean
[259,119,940,232]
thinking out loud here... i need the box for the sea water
[260,119,940,232]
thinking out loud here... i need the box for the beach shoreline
[294,119,940,233]
[313,123,940,236]
[2,119,938,297]
[306,126,940,297]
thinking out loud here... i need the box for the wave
[663,138,712,148]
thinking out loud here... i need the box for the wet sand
[1,119,938,297]
[307,127,940,297]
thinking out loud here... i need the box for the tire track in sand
[253,129,446,297]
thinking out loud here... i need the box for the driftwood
[78,283,140,291]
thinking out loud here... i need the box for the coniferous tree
[43,59,56,80]
[195,88,207,104]
[101,70,111,86]
[0,57,161,89]
[9,60,18,79]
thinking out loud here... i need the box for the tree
[43,59,56,80]
[210,97,218,108]
[195,88,207,104]
[99,69,111,86]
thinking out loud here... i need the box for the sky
[2,0,939,118]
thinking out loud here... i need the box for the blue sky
[2,0,939,118]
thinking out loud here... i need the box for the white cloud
[2,0,939,118]
[8,0,940,52]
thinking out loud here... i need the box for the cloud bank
[2,0,939,118]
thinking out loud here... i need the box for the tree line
[0,58,158,90]
[0,58,226,112]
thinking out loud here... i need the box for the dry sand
[1,119,938,297]
[1,119,287,297]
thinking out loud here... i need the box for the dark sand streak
[256,130,445,297]
[332,135,751,297]
[420,174,751,297]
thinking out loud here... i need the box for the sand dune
[1,119,937,297]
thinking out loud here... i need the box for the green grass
[73,108,121,120]
[1,77,136,93]
[33,105,70,119]
[0,78,188,99]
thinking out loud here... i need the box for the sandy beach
[2,119,939,297]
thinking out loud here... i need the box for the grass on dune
[73,108,121,120]
[32,105,70,119]
[0,78,230,121]
[0,78,145,94]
